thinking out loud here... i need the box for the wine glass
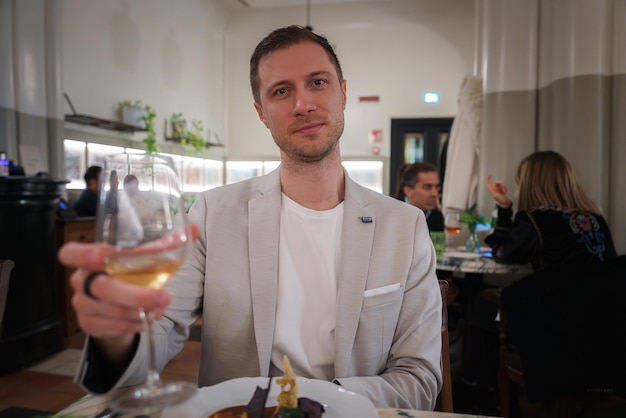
[444,211,462,236]
[96,153,195,413]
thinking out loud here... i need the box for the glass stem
[139,308,161,387]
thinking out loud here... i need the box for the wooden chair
[483,287,522,417]
[0,259,15,337]
[435,279,454,412]
[484,287,584,418]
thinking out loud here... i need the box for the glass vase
[465,228,480,253]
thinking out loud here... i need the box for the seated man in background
[73,165,101,217]
[393,162,444,232]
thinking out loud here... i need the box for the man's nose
[293,90,316,115]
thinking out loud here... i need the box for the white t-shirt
[271,194,344,380]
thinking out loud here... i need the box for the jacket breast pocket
[362,283,403,308]
[352,285,404,373]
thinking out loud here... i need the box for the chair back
[501,255,626,403]
[435,279,454,412]
[0,259,15,336]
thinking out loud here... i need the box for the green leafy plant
[460,203,488,232]
[118,99,143,108]
[142,105,159,153]
[171,112,206,153]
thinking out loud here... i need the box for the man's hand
[58,242,171,361]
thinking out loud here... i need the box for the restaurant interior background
[1,0,624,254]
[0,0,625,415]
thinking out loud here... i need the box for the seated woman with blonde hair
[484,150,616,270]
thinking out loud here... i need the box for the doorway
[389,117,453,196]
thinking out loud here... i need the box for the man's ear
[403,184,413,198]
[254,102,269,128]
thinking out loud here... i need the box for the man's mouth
[295,123,323,135]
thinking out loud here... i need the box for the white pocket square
[363,283,401,298]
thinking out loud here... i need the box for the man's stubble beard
[275,114,344,164]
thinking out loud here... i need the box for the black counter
[0,176,68,374]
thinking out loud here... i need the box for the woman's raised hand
[485,174,512,208]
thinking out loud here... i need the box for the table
[436,248,531,385]
[55,393,497,417]
[436,251,531,275]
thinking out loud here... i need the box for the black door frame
[389,117,453,196]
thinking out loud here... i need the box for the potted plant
[118,100,147,128]
[460,203,489,253]
[141,105,159,153]
[171,113,207,153]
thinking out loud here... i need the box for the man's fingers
[58,224,199,270]
[122,224,200,255]
[70,270,172,339]
[99,277,171,311]
[58,242,115,270]
[70,269,171,312]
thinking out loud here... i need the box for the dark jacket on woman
[485,206,617,271]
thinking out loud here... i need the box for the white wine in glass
[96,153,195,413]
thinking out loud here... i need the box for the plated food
[162,372,378,418]
[209,356,324,418]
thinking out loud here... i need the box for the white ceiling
[240,0,392,8]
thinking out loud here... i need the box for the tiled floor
[0,330,201,414]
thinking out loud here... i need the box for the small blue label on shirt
[360,216,373,223]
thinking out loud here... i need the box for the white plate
[162,376,378,418]
[456,246,491,253]
[444,251,482,260]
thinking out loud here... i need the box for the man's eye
[313,79,326,86]
[275,88,288,96]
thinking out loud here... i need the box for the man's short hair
[249,25,343,104]
[393,162,438,200]
[84,166,102,183]
[123,174,138,187]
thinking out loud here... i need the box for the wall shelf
[65,114,146,134]
[164,136,224,148]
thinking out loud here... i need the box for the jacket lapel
[248,170,282,376]
[334,176,374,377]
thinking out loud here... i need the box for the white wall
[60,0,474,160]
[61,0,230,154]
[224,0,475,158]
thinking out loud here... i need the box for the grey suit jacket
[78,168,442,410]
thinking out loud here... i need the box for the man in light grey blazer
[59,25,442,410]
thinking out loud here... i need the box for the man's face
[253,41,347,164]
[404,171,441,211]
[89,171,102,192]
[125,179,139,195]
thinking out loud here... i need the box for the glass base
[109,380,196,414]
